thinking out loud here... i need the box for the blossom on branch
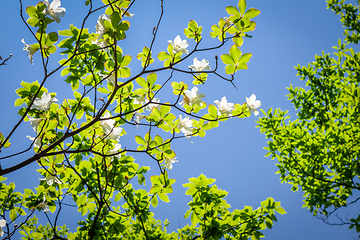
[178,115,193,138]
[21,39,38,65]
[39,175,61,185]
[188,58,211,72]
[26,135,41,148]
[168,35,189,54]
[0,219,6,237]
[43,0,66,23]
[36,195,50,213]
[28,116,42,133]
[214,96,234,116]
[31,92,58,111]
[100,112,123,142]
[246,94,261,116]
[181,86,205,107]
[93,14,110,48]
[109,143,122,161]
[164,156,177,170]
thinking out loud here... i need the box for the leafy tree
[0,0,285,239]
[258,0,360,236]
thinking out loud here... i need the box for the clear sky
[0,0,359,239]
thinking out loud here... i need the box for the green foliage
[258,0,360,236]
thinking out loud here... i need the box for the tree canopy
[258,0,360,235]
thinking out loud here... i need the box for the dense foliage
[258,0,360,235]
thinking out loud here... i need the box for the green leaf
[151,195,158,208]
[226,6,240,16]
[136,77,148,89]
[157,192,170,202]
[27,17,39,27]
[238,0,247,16]
[221,54,234,65]
[208,104,218,117]
[111,11,121,29]
[158,51,170,61]
[225,65,236,74]
[147,73,157,87]
[239,53,252,64]
[48,32,59,43]
[243,8,261,19]
[230,45,242,60]
[10,209,17,222]
[26,6,37,18]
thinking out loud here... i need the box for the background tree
[0,0,286,239]
[258,0,360,236]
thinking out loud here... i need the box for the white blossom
[224,17,232,27]
[109,143,122,161]
[246,94,261,116]
[188,58,211,72]
[181,86,205,106]
[36,195,50,213]
[43,0,66,23]
[100,72,116,85]
[133,112,146,125]
[39,175,61,185]
[92,14,110,47]
[21,39,37,64]
[26,135,42,148]
[0,219,6,237]
[31,92,58,111]
[28,116,42,133]
[178,115,193,138]
[100,112,123,142]
[144,98,160,111]
[164,156,177,170]
[168,35,189,54]
[124,11,134,17]
[214,96,234,116]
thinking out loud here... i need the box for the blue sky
[0,0,359,239]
